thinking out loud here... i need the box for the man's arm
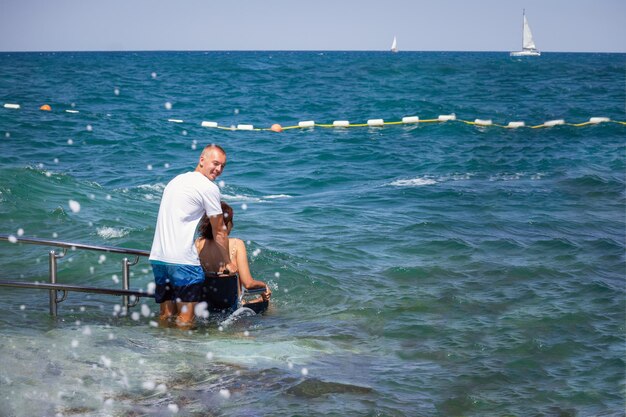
[208,214,237,273]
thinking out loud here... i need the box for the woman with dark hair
[195,202,271,309]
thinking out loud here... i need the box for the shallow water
[0,51,625,416]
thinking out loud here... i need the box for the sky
[0,0,624,53]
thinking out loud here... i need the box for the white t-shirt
[149,171,222,265]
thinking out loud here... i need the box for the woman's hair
[198,201,234,240]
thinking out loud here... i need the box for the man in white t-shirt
[149,144,236,327]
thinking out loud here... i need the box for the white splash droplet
[218,180,225,188]
[241,203,248,211]
[301,367,309,376]
[168,403,179,413]
[114,88,120,96]
[68,200,81,213]
[164,102,172,110]
[67,139,74,145]
[86,125,93,132]
[219,389,231,399]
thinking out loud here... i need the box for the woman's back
[197,237,239,273]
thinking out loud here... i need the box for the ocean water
[0,51,624,417]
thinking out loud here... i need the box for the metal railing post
[121,256,140,315]
[122,257,130,315]
[49,250,58,316]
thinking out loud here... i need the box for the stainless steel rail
[0,234,151,316]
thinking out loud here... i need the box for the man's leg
[160,300,177,321]
[175,302,197,327]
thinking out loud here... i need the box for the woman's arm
[234,239,267,289]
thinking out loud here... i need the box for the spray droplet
[68,200,81,213]
[151,72,157,79]
[86,125,93,132]
[17,228,24,237]
[164,102,172,110]
[218,180,225,188]
[219,389,231,399]
[241,203,248,211]
[67,139,74,145]
[114,87,120,96]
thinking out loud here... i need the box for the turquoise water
[0,51,624,416]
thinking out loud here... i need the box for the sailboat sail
[390,36,398,53]
[522,15,536,50]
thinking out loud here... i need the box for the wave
[96,226,130,239]
[389,173,475,187]
[390,177,438,187]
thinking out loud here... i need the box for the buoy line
[3,102,625,132]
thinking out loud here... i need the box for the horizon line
[1,49,624,54]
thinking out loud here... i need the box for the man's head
[197,144,227,181]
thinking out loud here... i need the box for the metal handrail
[0,234,150,316]
[0,234,149,256]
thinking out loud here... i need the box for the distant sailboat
[390,36,398,53]
[510,10,540,56]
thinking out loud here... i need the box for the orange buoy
[40,104,51,111]
[270,123,283,132]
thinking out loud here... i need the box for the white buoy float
[544,119,565,127]
[589,117,610,124]
[367,119,385,127]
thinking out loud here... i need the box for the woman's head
[198,201,234,240]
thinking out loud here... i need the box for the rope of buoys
[2,102,625,131]
[190,115,625,131]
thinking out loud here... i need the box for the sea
[0,51,624,417]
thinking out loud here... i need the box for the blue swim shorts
[151,262,205,303]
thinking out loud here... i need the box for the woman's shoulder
[229,237,244,247]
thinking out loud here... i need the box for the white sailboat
[510,10,540,56]
[390,36,398,53]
